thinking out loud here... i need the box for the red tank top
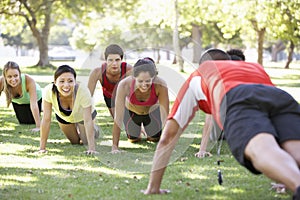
[101,62,127,98]
[127,79,158,106]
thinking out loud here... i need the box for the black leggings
[123,107,162,139]
[12,98,42,124]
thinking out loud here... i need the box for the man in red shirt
[143,49,300,199]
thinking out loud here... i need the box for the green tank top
[11,74,42,104]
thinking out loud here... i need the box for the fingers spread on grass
[110,149,126,154]
[85,150,99,155]
[31,127,40,132]
[141,189,171,195]
[37,149,48,154]
[195,151,212,158]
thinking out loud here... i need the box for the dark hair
[104,44,124,60]
[133,58,156,78]
[143,57,155,63]
[2,61,21,106]
[226,49,245,61]
[52,65,76,93]
[199,49,230,64]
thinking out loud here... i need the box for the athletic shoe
[94,125,99,139]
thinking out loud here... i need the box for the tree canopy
[1,0,299,68]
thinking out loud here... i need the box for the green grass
[1,63,299,200]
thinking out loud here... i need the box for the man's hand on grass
[141,189,171,195]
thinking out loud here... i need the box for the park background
[1,0,300,199]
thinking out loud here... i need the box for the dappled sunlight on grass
[182,171,209,180]
[0,143,36,154]
[230,188,246,194]
[1,174,37,185]
[0,122,18,130]
[118,141,153,149]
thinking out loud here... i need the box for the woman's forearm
[85,120,96,151]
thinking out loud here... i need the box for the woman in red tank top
[111,58,169,153]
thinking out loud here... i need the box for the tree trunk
[285,40,294,69]
[250,19,266,65]
[173,0,184,72]
[271,40,285,62]
[257,28,265,65]
[156,49,161,64]
[192,23,202,63]
[23,0,52,68]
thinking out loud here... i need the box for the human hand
[37,149,48,154]
[141,189,171,195]
[85,150,99,155]
[110,149,125,154]
[111,145,124,154]
[195,151,212,158]
[31,127,40,132]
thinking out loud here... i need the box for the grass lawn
[0,62,299,200]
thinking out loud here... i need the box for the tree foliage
[266,0,300,68]
[1,0,300,69]
[0,0,107,67]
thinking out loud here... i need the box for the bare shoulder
[24,74,35,85]
[118,76,132,90]
[88,66,102,83]
[90,66,102,76]
[126,63,133,71]
[154,76,167,87]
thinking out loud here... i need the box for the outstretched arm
[87,67,101,96]
[195,114,213,158]
[83,105,97,153]
[26,75,41,132]
[156,79,169,126]
[111,79,128,153]
[39,100,52,152]
[144,119,183,194]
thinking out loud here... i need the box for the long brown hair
[1,61,21,107]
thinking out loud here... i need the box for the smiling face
[135,71,153,93]
[106,54,122,75]
[5,69,21,88]
[54,72,76,97]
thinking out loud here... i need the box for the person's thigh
[224,103,276,174]
[281,140,300,166]
[123,108,141,138]
[144,107,162,138]
[272,112,300,143]
[12,102,35,124]
[58,122,80,144]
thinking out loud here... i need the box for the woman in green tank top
[0,61,42,132]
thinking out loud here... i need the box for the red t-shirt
[169,61,274,129]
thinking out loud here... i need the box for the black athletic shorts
[123,106,162,140]
[221,84,300,174]
[104,95,115,108]
[12,98,42,124]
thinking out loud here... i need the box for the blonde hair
[1,61,21,107]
